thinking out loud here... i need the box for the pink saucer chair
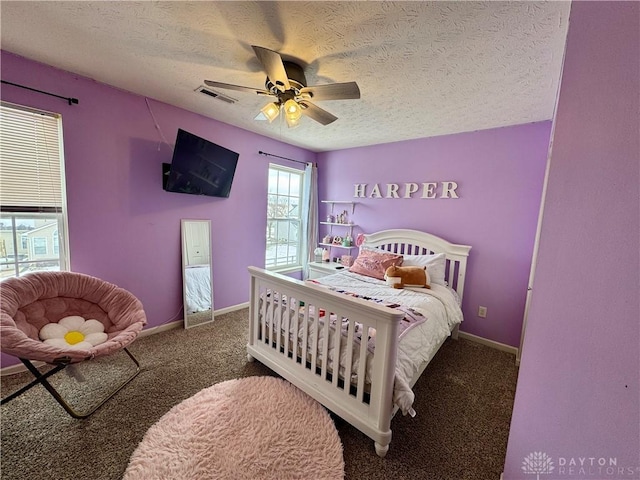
[1,271,147,418]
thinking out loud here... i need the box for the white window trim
[265,163,304,272]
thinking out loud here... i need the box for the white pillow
[402,253,446,286]
[39,316,108,350]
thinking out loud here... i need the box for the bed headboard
[361,229,472,301]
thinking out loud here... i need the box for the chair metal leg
[1,348,141,419]
[1,363,67,405]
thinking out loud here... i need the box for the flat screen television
[163,129,239,198]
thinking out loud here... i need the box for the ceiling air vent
[195,86,236,104]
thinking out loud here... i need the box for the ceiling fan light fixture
[285,115,301,129]
[205,46,360,128]
[260,102,280,123]
[284,99,302,121]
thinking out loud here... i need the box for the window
[265,164,304,271]
[32,237,47,255]
[0,102,68,279]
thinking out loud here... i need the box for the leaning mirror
[181,219,214,329]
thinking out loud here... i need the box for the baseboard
[214,301,249,316]
[0,360,45,377]
[1,302,250,377]
[458,331,519,358]
[137,319,183,338]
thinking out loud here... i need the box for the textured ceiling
[0,1,570,152]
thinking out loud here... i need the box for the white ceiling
[0,1,570,152]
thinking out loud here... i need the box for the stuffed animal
[384,265,430,289]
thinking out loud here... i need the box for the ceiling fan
[204,46,360,128]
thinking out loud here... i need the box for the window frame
[0,102,70,279]
[265,163,304,273]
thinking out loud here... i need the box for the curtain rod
[258,150,310,166]
[1,80,79,106]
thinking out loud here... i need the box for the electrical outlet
[478,306,487,318]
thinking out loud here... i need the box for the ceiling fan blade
[204,80,272,96]
[252,45,291,92]
[299,82,360,101]
[299,101,338,126]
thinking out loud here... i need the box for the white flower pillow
[39,315,108,350]
[402,253,447,286]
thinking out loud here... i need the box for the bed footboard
[247,266,405,457]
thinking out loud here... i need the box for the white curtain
[301,163,318,279]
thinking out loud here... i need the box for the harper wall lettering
[353,182,459,199]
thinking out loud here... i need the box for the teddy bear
[384,265,431,289]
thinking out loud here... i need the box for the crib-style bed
[247,229,471,456]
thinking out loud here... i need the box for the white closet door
[184,222,210,266]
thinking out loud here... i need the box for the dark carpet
[0,309,518,480]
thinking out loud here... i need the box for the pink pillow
[349,248,403,280]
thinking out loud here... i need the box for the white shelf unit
[319,201,357,260]
[320,200,356,214]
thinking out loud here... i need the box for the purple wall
[317,122,551,348]
[504,2,640,478]
[0,51,315,368]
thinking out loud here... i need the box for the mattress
[314,271,463,414]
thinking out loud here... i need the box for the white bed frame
[247,229,471,457]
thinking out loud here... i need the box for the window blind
[0,103,64,212]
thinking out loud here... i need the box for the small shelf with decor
[317,242,357,250]
[317,200,358,267]
[320,200,356,214]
